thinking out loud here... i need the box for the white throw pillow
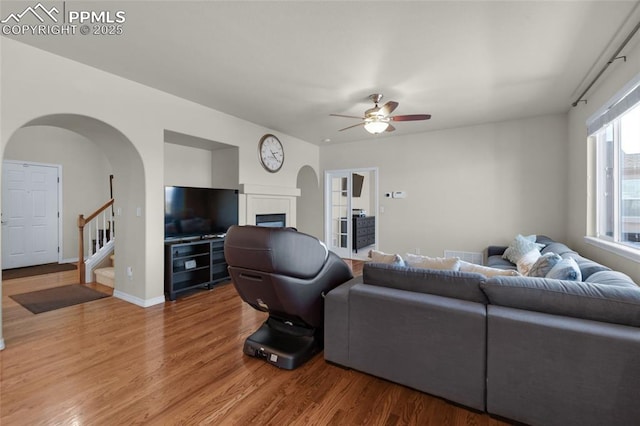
[546,257,582,281]
[502,234,544,264]
[459,261,521,277]
[516,249,542,275]
[368,250,405,266]
[404,253,461,271]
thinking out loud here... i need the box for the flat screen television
[164,186,239,240]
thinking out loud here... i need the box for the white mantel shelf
[240,184,301,197]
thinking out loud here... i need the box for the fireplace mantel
[239,184,301,228]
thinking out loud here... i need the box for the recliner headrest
[224,225,329,279]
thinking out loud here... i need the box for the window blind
[588,80,640,135]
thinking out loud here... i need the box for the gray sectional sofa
[324,236,640,426]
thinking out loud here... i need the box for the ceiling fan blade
[330,113,365,120]
[390,114,432,121]
[379,101,399,116]
[338,122,366,131]
[386,124,396,132]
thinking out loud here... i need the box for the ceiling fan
[330,94,431,134]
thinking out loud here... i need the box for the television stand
[164,237,230,300]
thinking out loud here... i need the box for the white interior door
[325,171,351,258]
[2,161,60,269]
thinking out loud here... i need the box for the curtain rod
[572,19,640,107]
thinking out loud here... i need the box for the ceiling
[4,1,640,145]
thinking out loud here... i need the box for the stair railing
[78,198,115,283]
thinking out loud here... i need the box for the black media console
[164,237,230,301]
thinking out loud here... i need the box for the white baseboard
[113,290,165,308]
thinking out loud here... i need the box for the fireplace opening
[256,213,286,228]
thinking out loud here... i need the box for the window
[592,82,640,249]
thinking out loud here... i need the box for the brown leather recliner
[224,225,353,369]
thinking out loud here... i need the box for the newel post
[78,214,86,284]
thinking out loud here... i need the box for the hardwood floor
[0,264,509,425]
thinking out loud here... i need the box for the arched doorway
[296,165,322,239]
[2,114,145,295]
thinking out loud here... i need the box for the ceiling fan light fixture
[364,120,389,134]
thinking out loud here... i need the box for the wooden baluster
[78,214,86,284]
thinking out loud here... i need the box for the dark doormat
[2,263,77,280]
[10,284,110,314]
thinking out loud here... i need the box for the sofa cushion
[571,256,611,280]
[486,255,517,270]
[527,252,562,277]
[404,253,461,271]
[541,242,577,257]
[585,270,638,288]
[481,276,640,327]
[363,263,488,304]
[534,235,555,246]
[459,261,520,277]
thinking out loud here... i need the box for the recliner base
[243,321,321,370]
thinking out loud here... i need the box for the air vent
[444,250,483,265]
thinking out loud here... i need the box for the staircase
[94,254,115,287]
[78,198,115,284]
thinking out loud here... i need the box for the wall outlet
[415,248,421,254]
[126,266,133,279]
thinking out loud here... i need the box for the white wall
[211,147,240,189]
[4,126,113,261]
[0,38,319,349]
[567,37,640,282]
[163,143,213,187]
[321,114,569,257]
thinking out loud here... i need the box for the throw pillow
[516,249,541,275]
[546,257,582,281]
[404,253,461,271]
[368,249,405,266]
[502,234,544,264]
[527,252,562,277]
[458,261,521,277]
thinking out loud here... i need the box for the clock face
[258,134,284,173]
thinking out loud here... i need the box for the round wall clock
[258,134,284,173]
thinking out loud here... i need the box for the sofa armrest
[324,276,362,365]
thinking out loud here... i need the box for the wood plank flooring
[0,263,510,425]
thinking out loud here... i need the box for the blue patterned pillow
[502,234,544,264]
[546,257,582,281]
[527,252,562,277]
